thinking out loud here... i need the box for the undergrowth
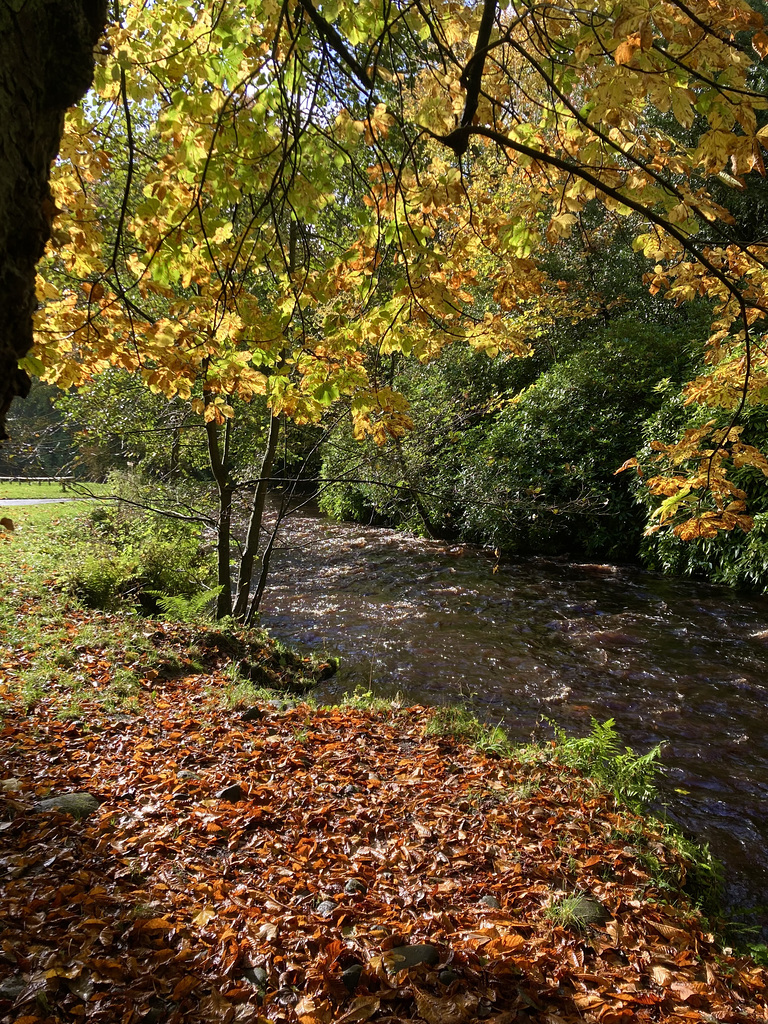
[549,717,662,809]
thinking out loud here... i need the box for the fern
[151,589,221,622]
[553,718,661,809]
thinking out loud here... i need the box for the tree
[0,0,106,438]
[19,0,768,553]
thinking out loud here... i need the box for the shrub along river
[258,502,768,927]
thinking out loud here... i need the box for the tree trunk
[205,414,234,619]
[232,411,281,620]
[0,0,107,438]
[392,437,451,540]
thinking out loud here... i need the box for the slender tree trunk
[0,0,107,438]
[170,422,181,477]
[233,217,298,621]
[392,437,450,540]
[205,413,234,619]
[245,513,280,625]
[232,411,281,620]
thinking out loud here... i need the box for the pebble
[342,964,363,991]
[344,878,367,895]
[243,966,268,988]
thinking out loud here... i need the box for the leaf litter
[1,608,767,1023]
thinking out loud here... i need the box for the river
[258,502,768,926]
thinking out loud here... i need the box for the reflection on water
[259,502,768,921]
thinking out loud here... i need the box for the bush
[59,490,217,613]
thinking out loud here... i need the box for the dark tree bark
[0,0,107,438]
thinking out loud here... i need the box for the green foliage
[662,830,724,915]
[150,590,222,623]
[320,314,705,559]
[474,724,513,759]
[551,718,662,809]
[58,495,216,613]
[457,318,702,557]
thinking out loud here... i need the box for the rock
[243,966,268,988]
[1,778,21,793]
[554,894,610,929]
[315,900,336,918]
[481,894,501,909]
[438,969,459,985]
[240,706,264,722]
[385,944,440,971]
[341,964,363,991]
[344,878,367,895]
[177,770,201,780]
[314,659,338,681]
[217,783,245,802]
[0,975,25,1001]
[571,895,610,927]
[34,792,100,818]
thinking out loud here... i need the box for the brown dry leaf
[486,933,526,954]
[650,963,675,987]
[413,989,479,1024]
[295,994,333,1023]
[670,980,709,1005]
[172,974,200,1000]
[605,918,624,945]
[193,905,217,926]
[753,29,768,57]
[614,34,641,64]
[652,921,692,947]
[335,996,381,1022]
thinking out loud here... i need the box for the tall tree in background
[0,0,106,437]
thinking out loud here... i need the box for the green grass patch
[424,705,513,758]
[336,686,402,713]
[544,893,602,932]
[0,480,109,500]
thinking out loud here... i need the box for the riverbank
[1,589,768,1022]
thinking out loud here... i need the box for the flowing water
[258,502,768,924]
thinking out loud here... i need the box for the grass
[2,502,201,718]
[544,893,602,932]
[335,686,402,713]
[423,705,514,759]
[0,480,109,500]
